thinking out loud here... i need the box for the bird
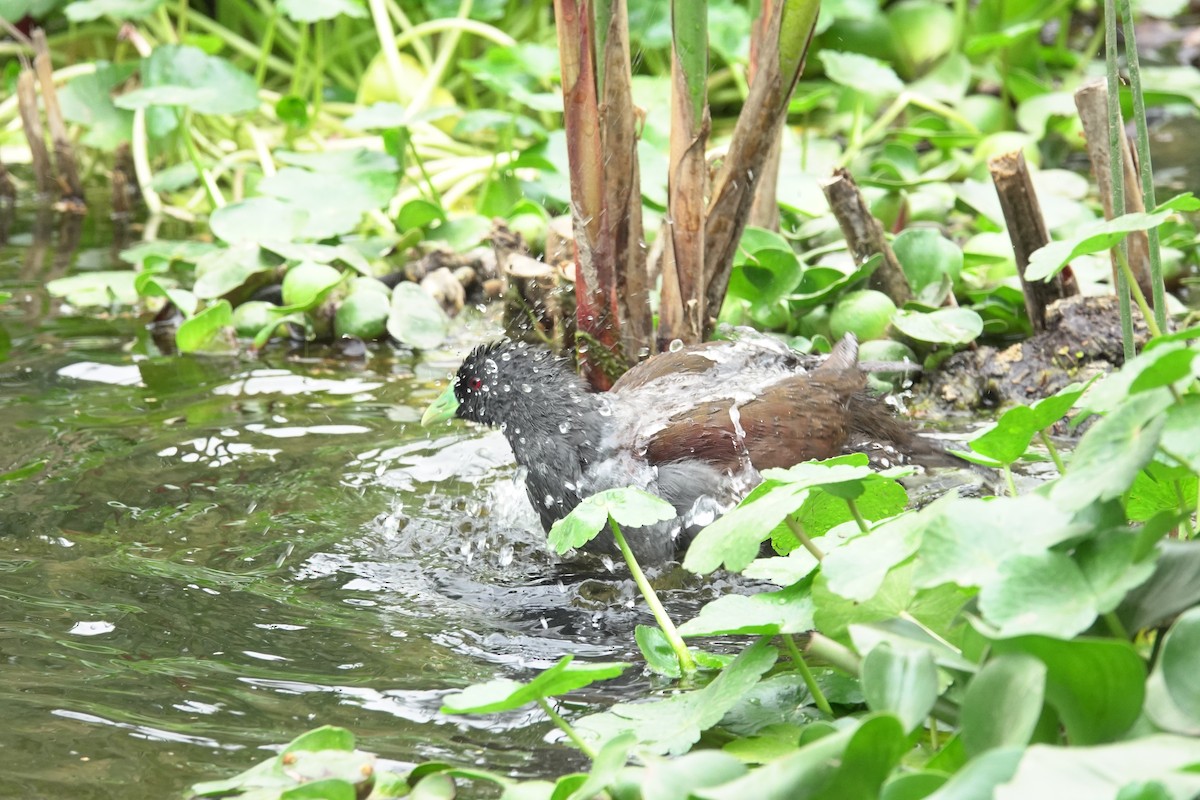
[421,331,950,564]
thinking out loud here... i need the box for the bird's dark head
[421,339,580,428]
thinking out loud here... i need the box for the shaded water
[0,200,738,798]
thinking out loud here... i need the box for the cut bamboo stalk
[32,29,86,210]
[988,150,1078,332]
[746,1,782,233]
[1074,79,1154,303]
[16,68,54,198]
[821,168,912,306]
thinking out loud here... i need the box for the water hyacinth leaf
[639,751,747,800]
[1083,343,1196,415]
[132,45,258,123]
[262,242,373,276]
[978,551,1102,638]
[679,578,816,637]
[696,724,856,800]
[1051,392,1169,509]
[176,300,231,353]
[861,645,938,734]
[966,380,1093,466]
[989,634,1144,745]
[880,772,949,800]
[814,563,970,640]
[993,736,1200,800]
[893,228,963,297]
[259,167,396,239]
[136,272,198,318]
[388,282,450,350]
[892,308,983,345]
[192,242,271,300]
[397,199,447,231]
[923,747,1023,800]
[1025,193,1200,282]
[441,655,628,714]
[58,62,136,150]
[727,249,804,308]
[823,507,927,602]
[813,714,909,799]
[410,773,454,800]
[120,239,220,267]
[915,494,1081,590]
[819,51,904,96]
[210,197,309,245]
[772,471,909,556]
[46,271,139,306]
[1118,540,1200,632]
[281,262,344,311]
[961,654,1047,757]
[686,461,874,574]
[278,0,366,22]
[64,0,160,21]
[548,488,675,553]
[576,639,776,756]
[1155,608,1200,728]
[428,215,494,250]
[635,625,682,678]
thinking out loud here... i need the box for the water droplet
[559,420,572,434]
[669,339,684,352]
[522,384,532,393]
[503,384,511,392]
[501,351,512,361]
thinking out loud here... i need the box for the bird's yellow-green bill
[421,384,459,426]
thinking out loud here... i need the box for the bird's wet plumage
[425,332,948,563]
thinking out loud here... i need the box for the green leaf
[810,714,909,800]
[58,62,136,150]
[923,747,1023,800]
[387,282,450,350]
[893,229,963,298]
[861,645,938,734]
[428,215,493,250]
[1083,343,1198,415]
[822,508,926,602]
[1151,607,1200,730]
[564,733,633,800]
[979,551,1103,638]
[819,51,904,96]
[259,166,396,239]
[997,736,1200,798]
[176,300,232,353]
[1051,392,1169,509]
[685,461,877,575]
[990,634,1144,744]
[210,197,309,245]
[548,487,676,554]
[1025,195,1200,281]
[281,262,344,311]
[46,271,139,307]
[696,723,857,800]
[121,45,258,135]
[397,198,448,231]
[891,308,983,345]
[284,726,356,753]
[441,655,628,714]
[961,654,1046,757]
[192,242,271,299]
[1119,540,1200,631]
[64,0,161,21]
[679,579,816,637]
[577,639,777,755]
[849,617,976,672]
[638,751,747,800]
[279,0,366,21]
[636,625,682,678]
[281,778,356,800]
[967,379,1093,466]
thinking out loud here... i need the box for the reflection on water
[0,193,735,799]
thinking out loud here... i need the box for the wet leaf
[548,487,676,553]
[1083,343,1198,415]
[679,579,816,637]
[891,308,983,345]
[861,645,938,734]
[994,736,1200,799]
[961,654,1047,756]
[441,655,628,714]
[259,166,396,239]
[893,229,963,297]
[966,379,1093,466]
[387,282,450,350]
[636,625,681,678]
[279,0,366,22]
[577,639,777,755]
[192,242,271,299]
[46,271,139,307]
[176,300,231,353]
[335,290,389,340]
[1120,540,1200,631]
[58,61,136,150]
[923,747,1023,800]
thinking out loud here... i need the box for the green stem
[846,499,870,534]
[610,519,696,676]
[181,110,225,209]
[1104,611,1131,640]
[175,0,188,39]
[929,716,939,749]
[254,4,280,85]
[783,634,833,715]
[805,633,861,675]
[536,698,596,758]
[1039,430,1066,474]
[130,108,162,216]
[1173,481,1197,538]
[1003,464,1018,498]
[1104,0,1136,361]
[1117,0,1168,334]
[785,517,825,561]
[290,22,310,97]
[1116,247,1164,338]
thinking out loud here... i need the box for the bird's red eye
[469,377,483,391]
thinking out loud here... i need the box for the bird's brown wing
[643,371,864,472]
